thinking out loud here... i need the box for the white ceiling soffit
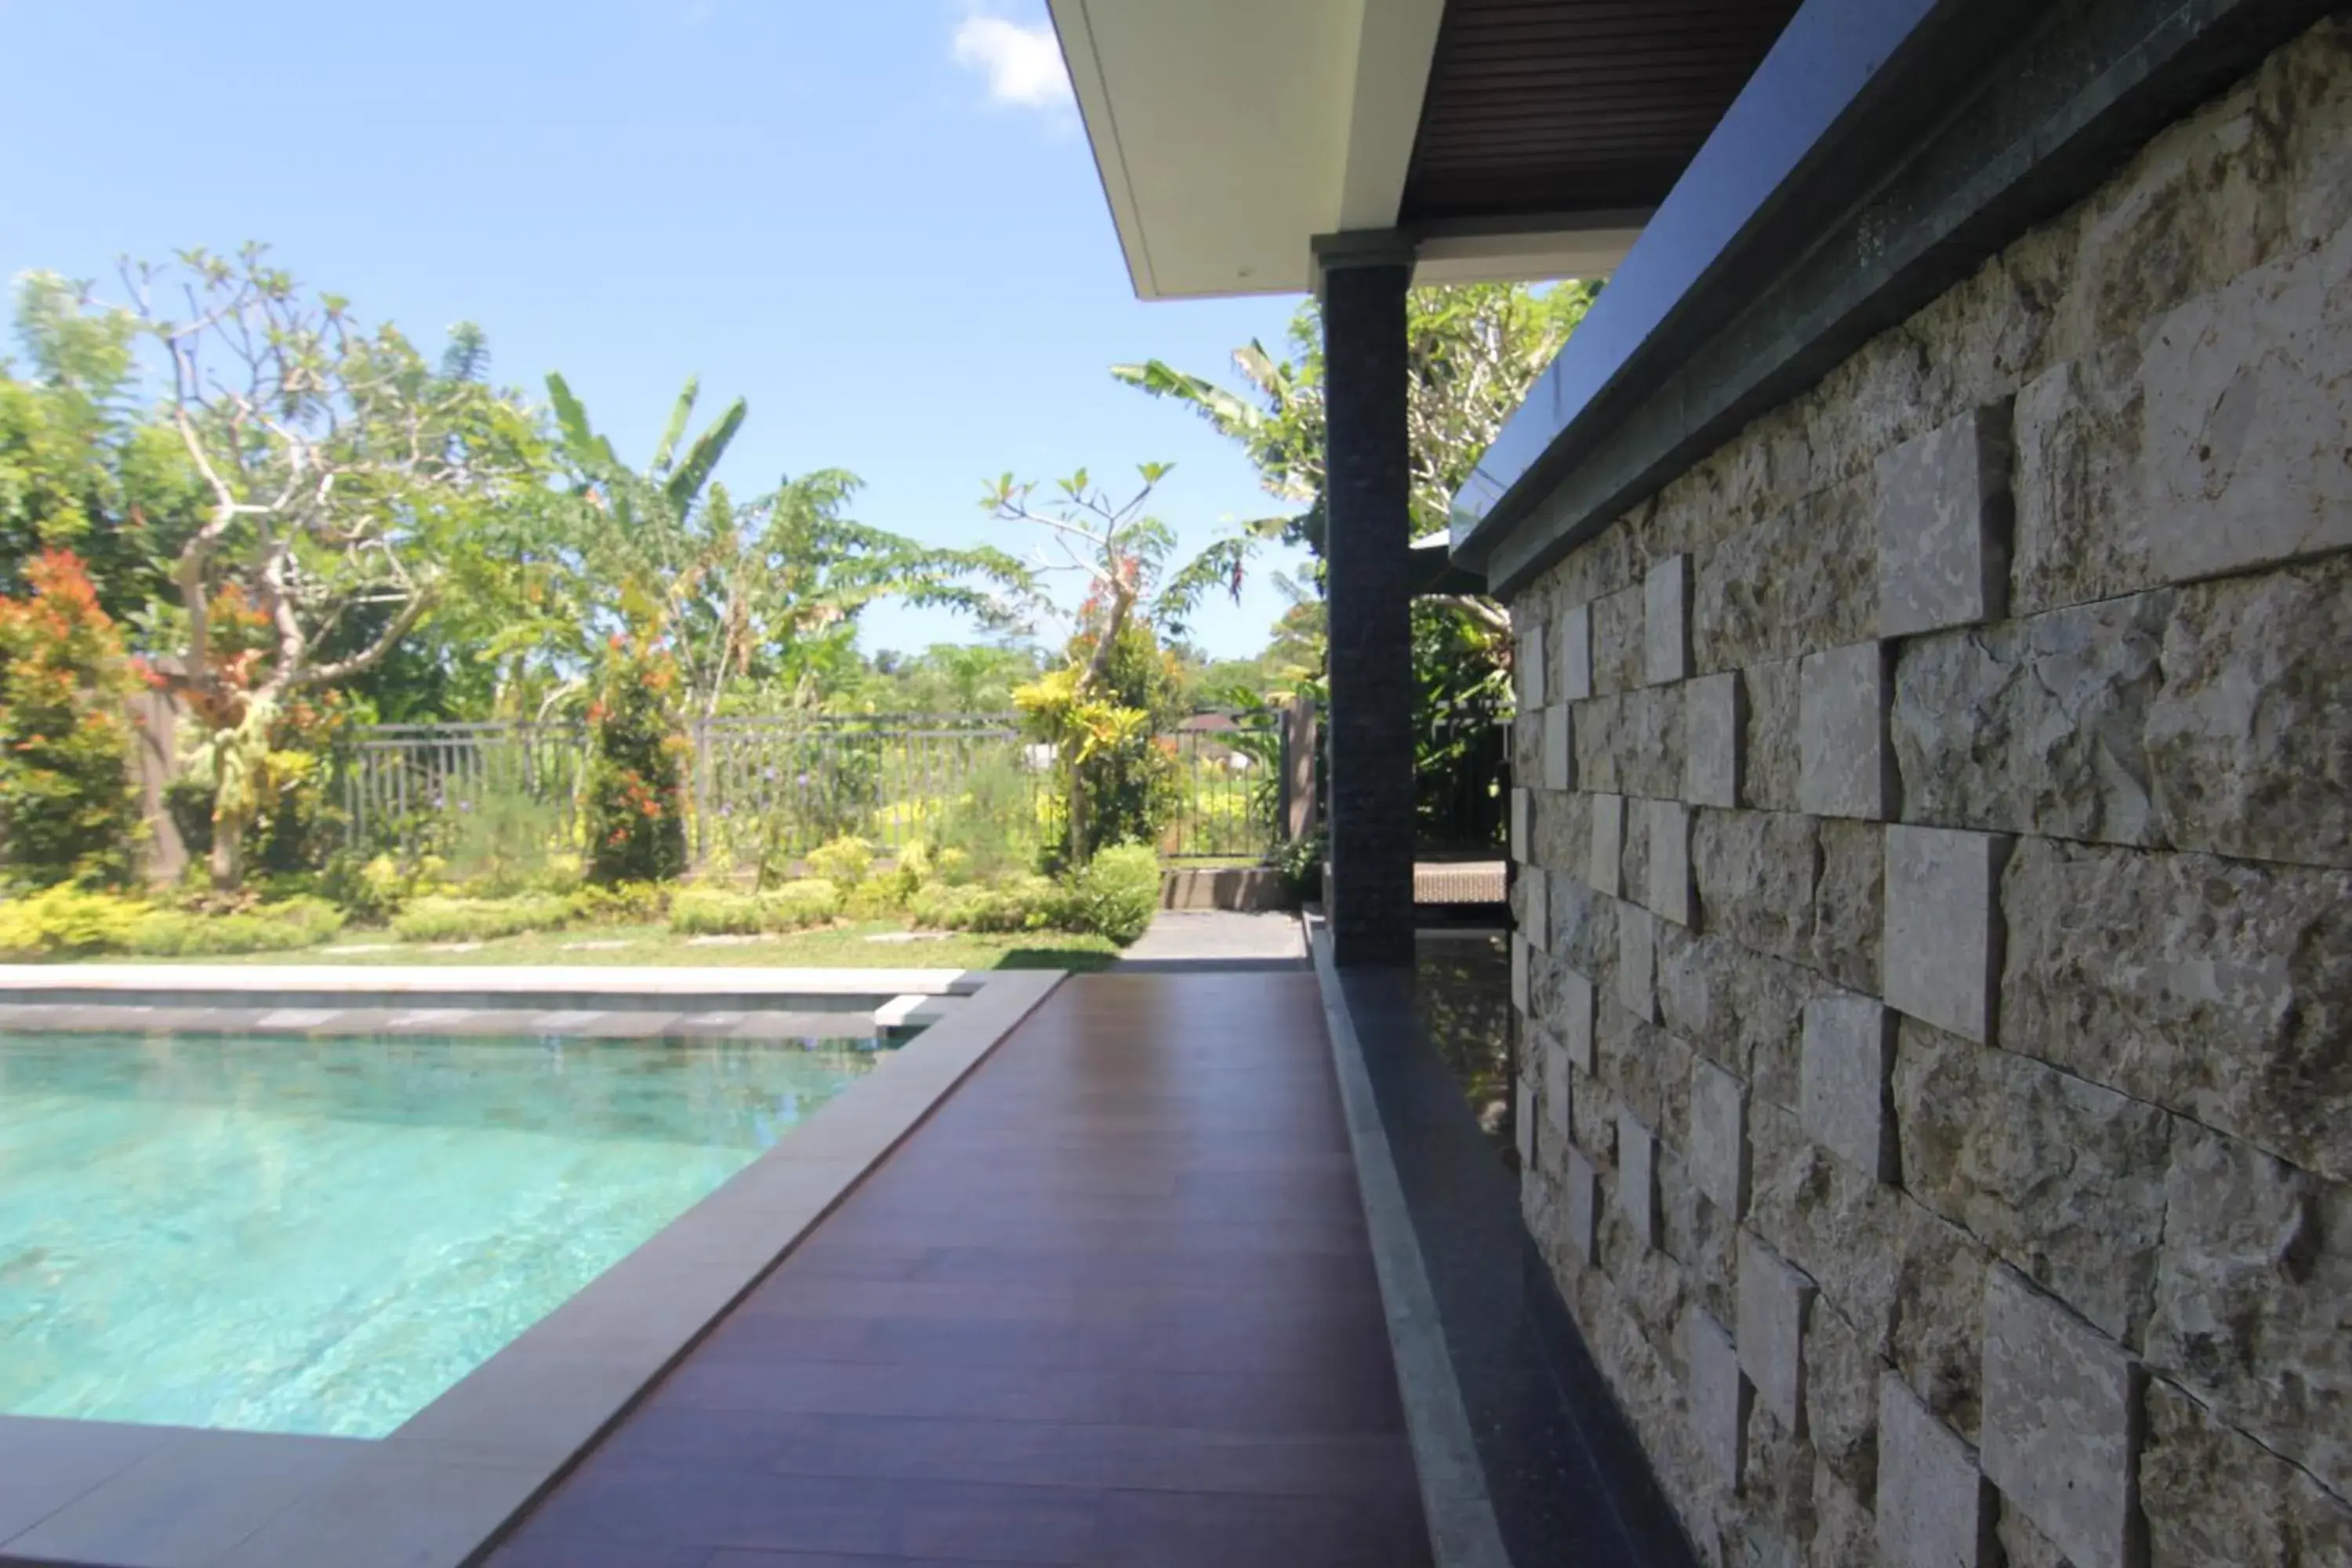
[1051,0,1444,299]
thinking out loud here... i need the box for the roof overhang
[1049,0,1645,299]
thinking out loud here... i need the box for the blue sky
[0,0,1311,659]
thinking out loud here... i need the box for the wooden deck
[488,971,1430,1568]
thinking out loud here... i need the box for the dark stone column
[1321,255,1416,968]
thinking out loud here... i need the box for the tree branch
[292,588,437,690]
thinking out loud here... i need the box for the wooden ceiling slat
[1417,101,1750,129]
[1399,0,1802,225]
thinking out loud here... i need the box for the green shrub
[764,877,844,929]
[0,885,147,955]
[906,873,1059,934]
[840,876,902,920]
[124,897,344,956]
[668,879,843,937]
[667,887,763,935]
[0,550,142,888]
[564,880,670,927]
[1056,843,1161,945]
[320,851,422,922]
[1271,834,1323,905]
[840,844,933,919]
[583,636,690,885]
[390,894,571,943]
[804,834,874,886]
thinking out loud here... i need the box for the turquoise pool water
[0,1029,884,1437]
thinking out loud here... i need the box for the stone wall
[1504,20,2352,1568]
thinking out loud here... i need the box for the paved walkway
[488,972,1427,1567]
[1113,910,1308,971]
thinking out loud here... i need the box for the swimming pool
[0,1029,887,1437]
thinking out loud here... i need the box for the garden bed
[38,920,1122,972]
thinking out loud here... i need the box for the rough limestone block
[1893,1017,2171,1343]
[2140,241,2352,584]
[1515,1077,1534,1167]
[1980,1265,2144,1568]
[1877,1374,1994,1568]
[1684,670,1744,808]
[1799,641,1894,819]
[1688,1056,1748,1216]
[1559,601,1593,701]
[2148,1123,2352,1497]
[1594,586,1647,693]
[1618,1109,1658,1248]
[1565,1148,1599,1261]
[1512,933,1530,1014]
[2147,556,2352,870]
[1521,619,1548,709]
[1519,864,1550,953]
[1738,1232,1814,1432]
[1692,808,1819,967]
[1562,968,1596,1073]
[1543,1024,1571,1141]
[1510,787,1530,864]
[2141,1374,2352,1568]
[1802,993,1897,1182]
[1643,800,1693,927]
[1618,906,1657,1024]
[1646,554,1693,685]
[1878,403,2013,637]
[1999,837,2352,1181]
[1542,703,1573,791]
[1684,1305,1749,1486]
[1883,825,2012,1044]
[1744,656,1802,811]
[1590,793,1624,896]
[1891,592,2167,848]
[1812,818,1885,994]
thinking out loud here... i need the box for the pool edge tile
[5,1429,364,1568]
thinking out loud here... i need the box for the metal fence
[343,721,589,848]
[339,710,1291,866]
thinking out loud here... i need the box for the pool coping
[0,964,1065,1568]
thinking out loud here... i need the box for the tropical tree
[855,642,1043,713]
[514,375,1032,719]
[0,273,206,619]
[985,463,1249,866]
[1116,281,1595,851]
[105,245,545,888]
[1112,280,1599,631]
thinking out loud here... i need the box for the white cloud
[952,14,1072,111]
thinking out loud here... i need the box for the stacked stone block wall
[1505,20,2352,1567]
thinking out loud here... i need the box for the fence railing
[338,710,1298,866]
[343,721,590,848]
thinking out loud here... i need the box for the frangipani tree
[112,245,543,888]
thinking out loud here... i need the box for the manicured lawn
[85,920,1123,973]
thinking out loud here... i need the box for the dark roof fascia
[1449,0,2340,594]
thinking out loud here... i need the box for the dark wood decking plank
[488,972,1428,1567]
